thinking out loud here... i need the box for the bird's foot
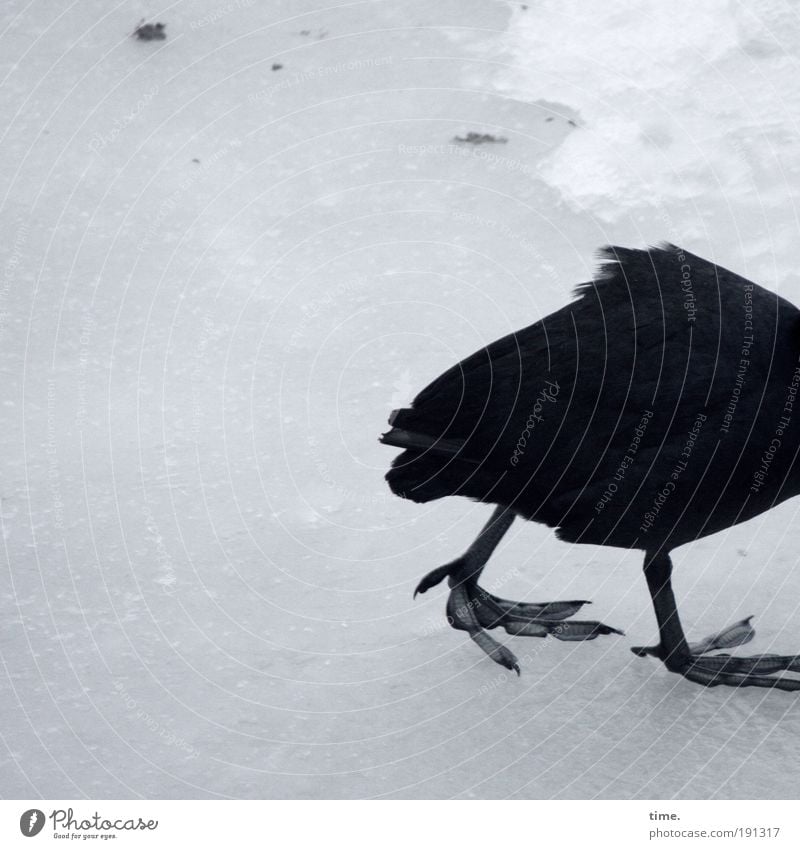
[631,617,800,691]
[415,561,623,674]
[631,616,756,657]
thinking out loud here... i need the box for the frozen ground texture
[1,0,799,799]
[496,0,800,283]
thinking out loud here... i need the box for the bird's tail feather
[379,426,476,462]
[380,409,482,503]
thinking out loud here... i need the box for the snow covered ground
[1,0,799,799]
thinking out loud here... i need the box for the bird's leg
[413,505,516,598]
[415,506,623,674]
[633,551,800,691]
[436,506,520,673]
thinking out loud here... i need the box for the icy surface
[1,0,799,799]
[494,0,800,282]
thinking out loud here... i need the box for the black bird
[380,244,800,690]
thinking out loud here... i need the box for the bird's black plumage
[381,244,800,689]
[382,243,800,550]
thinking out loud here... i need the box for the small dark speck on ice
[133,20,166,41]
[453,132,508,145]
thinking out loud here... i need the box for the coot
[381,244,800,690]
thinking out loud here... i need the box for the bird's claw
[630,644,659,658]
[414,561,457,597]
[470,629,520,675]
